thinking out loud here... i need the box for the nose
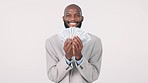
[70,15,76,21]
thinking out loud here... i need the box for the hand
[64,38,73,60]
[72,36,83,60]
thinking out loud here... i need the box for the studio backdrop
[0,0,148,83]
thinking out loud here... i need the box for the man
[45,4,103,83]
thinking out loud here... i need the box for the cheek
[63,17,69,21]
[77,17,83,22]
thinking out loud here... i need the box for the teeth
[69,23,77,25]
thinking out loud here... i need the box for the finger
[73,37,81,48]
[75,36,83,49]
[73,45,76,56]
[73,37,80,46]
[65,43,72,51]
[67,45,72,53]
[64,39,72,51]
[66,39,72,47]
[64,38,69,47]
[75,36,83,46]
[72,40,79,50]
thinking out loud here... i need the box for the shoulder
[46,34,59,42]
[87,33,103,51]
[88,33,102,43]
[45,34,62,46]
[45,34,62,48]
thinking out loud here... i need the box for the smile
[69,22,77,25]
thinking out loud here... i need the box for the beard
[64,20,82,28]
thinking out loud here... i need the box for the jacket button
[80,66,83,69]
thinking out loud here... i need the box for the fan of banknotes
[58,27,91,44]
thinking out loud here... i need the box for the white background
[0,0,148,83]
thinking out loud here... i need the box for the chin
[68,25,78,28]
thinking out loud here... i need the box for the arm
[45,39,73,83]
[76,38,103,82]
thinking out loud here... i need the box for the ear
[81,16,84,22]
[62,16,64,21]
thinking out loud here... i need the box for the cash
[58,27,91,44]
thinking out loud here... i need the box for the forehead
[65,6,81,14]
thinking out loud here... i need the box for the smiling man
[63,4,83,28]
[45,4,103,83]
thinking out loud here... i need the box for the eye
[66,14,70,17]
[76,14,80,17]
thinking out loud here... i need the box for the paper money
[58,27,91,45]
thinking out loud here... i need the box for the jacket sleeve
[76,38,103,83]
[45,39,73,83]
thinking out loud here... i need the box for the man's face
[63,6,83,28]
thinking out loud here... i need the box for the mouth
[67,22,79,27]
[69,22,77,25]
[64,20,82,28]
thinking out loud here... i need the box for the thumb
[72,45,75,55]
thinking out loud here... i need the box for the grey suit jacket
[45,33,103,83]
